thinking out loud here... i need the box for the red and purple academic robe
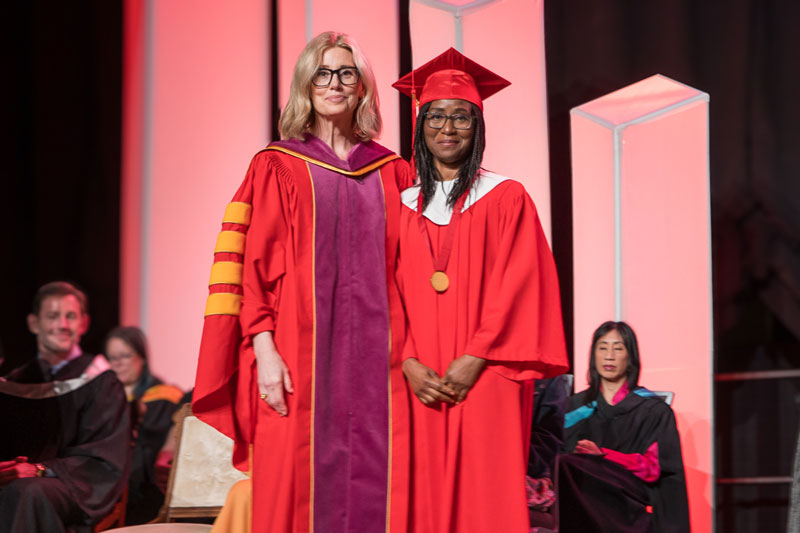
[398,172,569,533]
[193,134,411,533]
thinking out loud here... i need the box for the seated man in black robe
[0,281,131,533]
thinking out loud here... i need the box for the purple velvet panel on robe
[274,135,392,532]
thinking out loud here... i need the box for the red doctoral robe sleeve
[193,151,292,471]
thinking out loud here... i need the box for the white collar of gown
[401,170,509,226]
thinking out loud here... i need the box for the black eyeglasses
[423,112,473,130]
[312,67,360,87]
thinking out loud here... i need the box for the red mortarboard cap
[392,48,511,110]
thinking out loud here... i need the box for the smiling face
[423,99,475,177]
[310,46,362,125]
[27,295,88,360]
[593,329,630,385]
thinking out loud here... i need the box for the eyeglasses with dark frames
[312,67,360,87]
[107,352,136,363]
[423,112,473,130]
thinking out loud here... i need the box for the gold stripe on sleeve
[223,202,252,226]
[204,292,242,317]
[209,261,244,286]
[215,231,246,255]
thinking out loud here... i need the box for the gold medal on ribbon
[430,271,450,292]
[418,186,470,294]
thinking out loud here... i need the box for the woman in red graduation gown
[393,49,569,533]
[192,32,411,533]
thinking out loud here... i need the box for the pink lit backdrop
[121,2,711,527]
[410,0,553,238]
[121,0,270,384]
[122,0,552,389]
[121,0,146,333]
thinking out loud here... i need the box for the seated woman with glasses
[559,321,690,532]
[192,31,412,532]
[393,49,569,533]
[105,326,184,525]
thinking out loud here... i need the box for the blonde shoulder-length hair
[278,31,382,141]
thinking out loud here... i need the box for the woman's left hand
[575,439,603,455]
[442,354,487,403]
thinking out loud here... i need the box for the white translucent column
[571,74,712,532]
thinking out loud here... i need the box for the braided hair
[414,101,486,211]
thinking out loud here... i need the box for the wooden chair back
[160,405,248,522]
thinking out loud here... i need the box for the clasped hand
[403,354,486,406]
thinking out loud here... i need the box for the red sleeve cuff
[601,442,660,483]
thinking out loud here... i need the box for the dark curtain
[544,1,800,530]
[0,2,122,371]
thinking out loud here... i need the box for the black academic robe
[125,369,182,524]
[0,354,131,531]
[528,375,570,480]
[559,387,690,533]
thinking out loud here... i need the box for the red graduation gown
[398,175,568,533]
[193,135,411,533]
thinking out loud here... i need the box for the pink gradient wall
[571,75,713,531]
[122,0,270,388]
[410,0,553,238]
[571,118,616,342]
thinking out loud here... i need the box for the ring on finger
[260,393,269,400]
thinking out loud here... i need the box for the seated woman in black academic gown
[105,326,184,525]
[558,321,690,533]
